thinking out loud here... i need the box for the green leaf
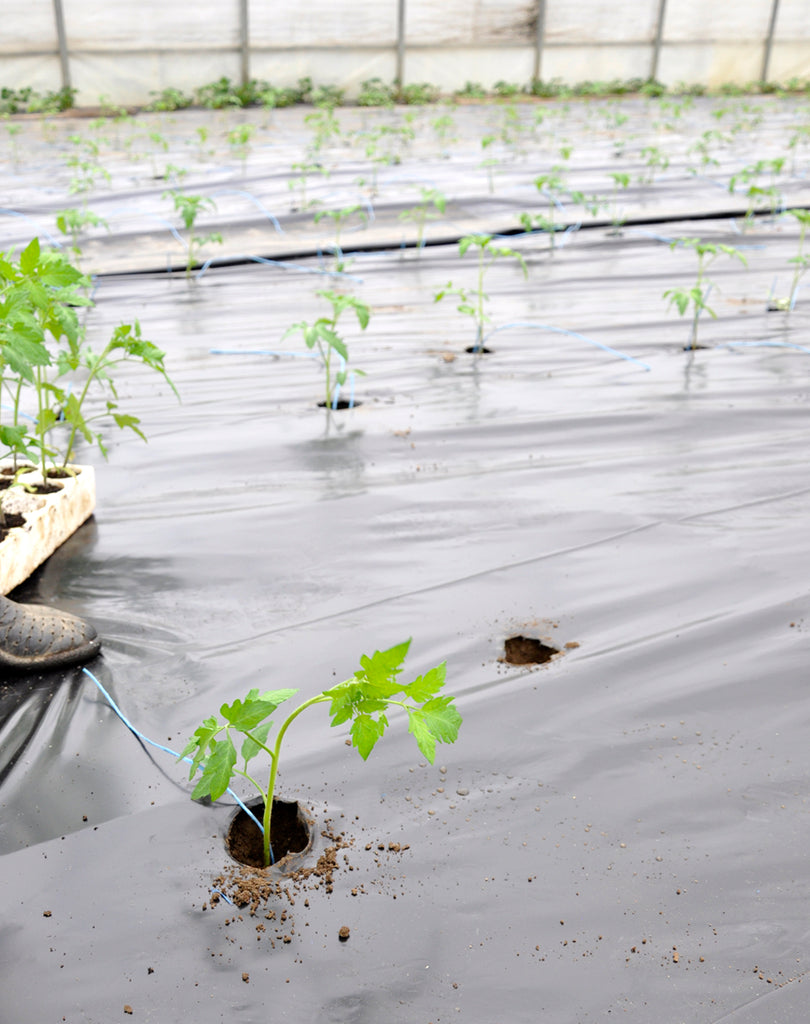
[663,287,689,316]
[19,237,41,276]
[407,708,437,762]
[221,688,297,731]
[112,412,147,442]
[191,736,237,801]
[179,716,220,774]
[356,639,411,691]
[324,681,358,726]
[241,720,272,763]
[407,697,463,763]
[352,302,370,331]
[404,662,447,702]
[0,424,30,450]
[316,325,348,360]
[350,713,387,760]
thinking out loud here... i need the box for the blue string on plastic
[81,667,272,862]
[483,321,651,371]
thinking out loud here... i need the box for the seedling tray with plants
[0,463,95,595]
[1,92,810,1024]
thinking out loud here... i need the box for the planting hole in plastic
[316,399,363,411]
[503,635,559,665]
[227,798,313,869]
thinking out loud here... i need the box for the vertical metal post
[762,0,781,83]
[533,0,547,83]
[650,0,668,83]
[239,0,250,86]
[396,0,406,86]
[51,0,71,92]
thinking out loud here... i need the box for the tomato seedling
[663,238,747,349]
[163,191,223,276]
[313,205,367,271]
[399,188,447,253]
[55,207,109,269]
[227,123,255,175]
[435,234,528,353]
[0,238,177,474]
[770,209,810,311]
[283,289,369,408]
[180,639,462,868]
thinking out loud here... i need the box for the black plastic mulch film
[1,97,810,1021]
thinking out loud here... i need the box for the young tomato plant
[55,319,178,466]
[227,123,255,175]
[728,159,785,228]
[663,238,747,350]
[55,207,109,269]
[0,238,177,473]
[180,639,462,868]
[163,191,223,276]
[313,204,367,271]
[607,171,630,233]
[288,160,328,212]
[283,289,369,408]
[0,238,90,472]
[770,209,810,311]
[398,188,447,253]
[435,234,528,354]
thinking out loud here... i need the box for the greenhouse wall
[3,0,809,105]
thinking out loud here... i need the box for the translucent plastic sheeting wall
[3,0,809,106]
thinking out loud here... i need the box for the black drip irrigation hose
[87,203,810,280]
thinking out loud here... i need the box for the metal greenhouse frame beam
[533,0,547,82]
[396,0,406,85]
[51,0,71,91]
[762,0,781,83]
[239,0,250,85]
[651,0,668,82]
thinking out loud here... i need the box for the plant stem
[475,247,487,353]
[35,366,47,478]
[62,344,110,467]
[261,693,328,867]
[789,221,808,308]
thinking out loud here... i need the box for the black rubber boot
[0,595,101,673]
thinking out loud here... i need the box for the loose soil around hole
[503,634,560,665]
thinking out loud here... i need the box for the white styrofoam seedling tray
[0,464,96,596]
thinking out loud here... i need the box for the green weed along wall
[3,0,810,106]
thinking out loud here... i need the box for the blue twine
[210,888,234,906]
[0,209,62,248]
[0,405,36,422]
[208,189,284,236]
[329,354,359,410]
[209,348,317,358]
[80,667,271,859]
[483,321,651,370]
[719,340,810,354]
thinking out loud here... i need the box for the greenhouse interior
[2,1,810,1020]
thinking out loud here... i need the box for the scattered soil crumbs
[207,820,353,946]
[205,818,412,950]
